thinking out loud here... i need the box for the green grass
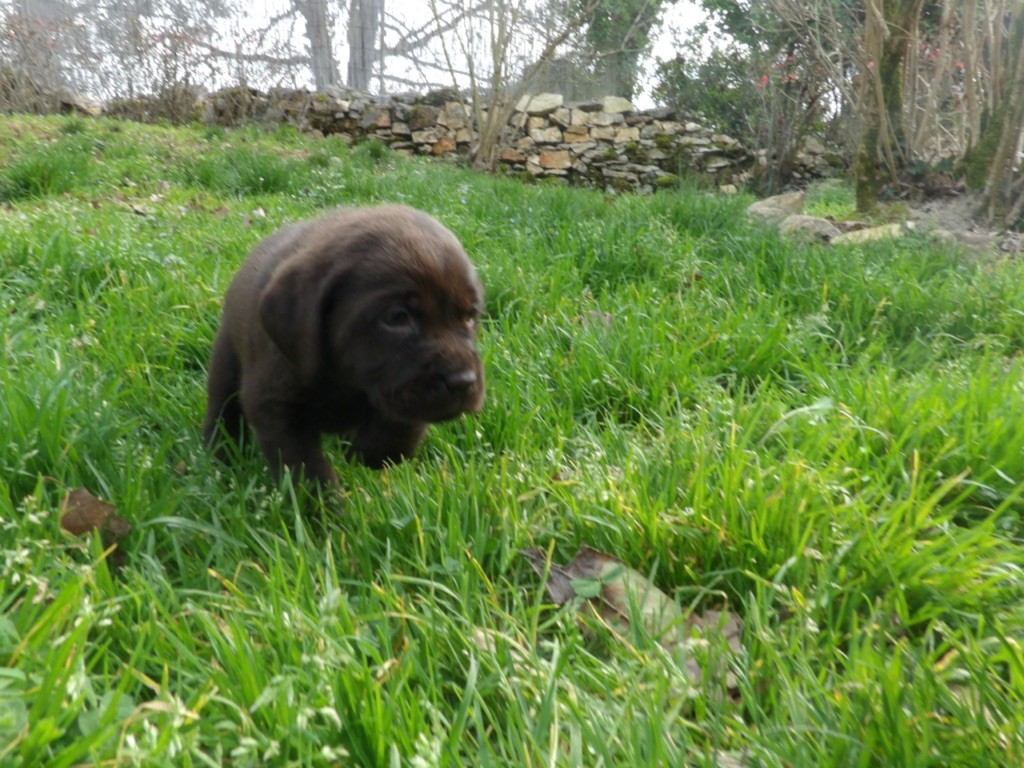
[804,179,857,221]
[1,114,1023,766]
[0,134,94,201]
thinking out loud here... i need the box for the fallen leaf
[521,547,578,605]
[524,546,686,648]
[59,488,131,566]
[573,546,687,649]
[523,546,743,691]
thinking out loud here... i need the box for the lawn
[1,114,1023,766]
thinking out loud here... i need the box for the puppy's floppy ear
[258,254,350,383]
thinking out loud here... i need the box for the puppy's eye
[382,307,414,330]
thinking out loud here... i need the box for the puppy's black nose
[444,369,478,392]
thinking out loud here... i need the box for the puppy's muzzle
[443,368,479,393]
[399,355,481,420]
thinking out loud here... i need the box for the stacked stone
[121,83,870,194]
[785,136,845,182]
[202,86,763,193]
[202,86,468,158]
[377,100,475,156]
[498,93,755,193]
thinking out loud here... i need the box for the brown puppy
[203,204,484,487]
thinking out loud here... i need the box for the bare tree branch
[192,40,310,68]
[384,2,491,58]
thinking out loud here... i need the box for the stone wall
[107,85,841,193]
[499,93,756,193]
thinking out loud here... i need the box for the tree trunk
[982,11,1024,224]
[347,0,384,91]
[297,0,340,92]
[855,0,924,213]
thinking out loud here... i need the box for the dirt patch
[907,191,1023,257]
[805,178,1023,256]
[910,191,985,233]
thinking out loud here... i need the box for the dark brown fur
[203,205,484,487]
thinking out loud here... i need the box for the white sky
[227,0,712,108]
[638,1,708,107]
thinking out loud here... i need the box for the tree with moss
[854,0,926,212]
[964,7,1024,227]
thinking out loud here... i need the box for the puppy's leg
[204,331,245,459]
[349,417,428,469]
[250,419,339,488]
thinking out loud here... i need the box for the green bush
[653,44,762,141]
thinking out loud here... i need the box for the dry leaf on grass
[59,488,131,566]
[522,546,742,691]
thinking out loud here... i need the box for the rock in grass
[831,222,905,245]
[747,191,805,224]
[779,214,842,243]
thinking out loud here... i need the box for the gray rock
[950,230,997,250]
[747,192,805,224]
[569,108,591,126]
[831,223,905,245]
[642,106,675,120]
[410,129,439,144]
[529,126,563,144]
[60,89,104,116]
[601,96,634,114]
[803,136,826,154]
[589,126,617,141]
[1000,233,1024,254]
[550,107,572,127]
[516,92,564,115]
[779,215,842,243]
[421,87,464,106]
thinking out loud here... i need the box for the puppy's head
[258,205,484,424]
